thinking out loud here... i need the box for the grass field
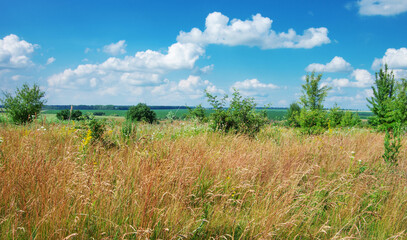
[42,108,373,121]
[0,120,406,239]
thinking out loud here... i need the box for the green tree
[56,109,83,121]
[187,104,207,122]
[1,83,46,124]
[300,72,331,110]
[367,65,396,130]
[126,103,157,124]
[297,72,331,134]
[206,89,268,136]
[286,102,301,127]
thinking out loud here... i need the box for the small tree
[206,89,268,136]
[367,65,396,131]
[286,102,301,127]
[126,103,157,124]
[56,109,83,121]
[187,104,207,122]
[1,83,46,124]
[300,72,331,110]
[297,72,331,134]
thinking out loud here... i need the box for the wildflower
[80,129,92,151]
[0,137,3,144]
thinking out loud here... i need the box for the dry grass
[0,121,407,239]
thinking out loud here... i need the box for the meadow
[42,108,373,121]
[0,119,406,239]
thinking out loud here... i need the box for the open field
[42,108,373,121]
[1,121,406,239]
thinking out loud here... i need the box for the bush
[187,104,207,122]
[286,103,301,127]
[56,109,83,121]
[1,83,46,124]
[327,104,344,128]
[206,90,268,137]
[298,109,328,135]
[126,103,157,124]
[87,118,106,143]
[340,111,361,127]
[93,112,106,116]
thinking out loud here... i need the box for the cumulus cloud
[152,75,224,100]
[0,34,36,69]
[177,12,330,49]
[322,69,374,89]
[372,47,407,70]
[358,0,407,16]
[305,56,352,72]
[230,78,279,97]
[103,40,127,55]
[48,42,205,97]
[46,57,55,65]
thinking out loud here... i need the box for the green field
[42,108,373,121]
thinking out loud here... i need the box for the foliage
[93,111,106,116]
[300,72,331,110]
[126,103,157,124]
[205,90,268,136]
[383,125,402,166]
[366,65,402,131]
[121,121,137,141]
[187,104,207,122]
[327,104,344,128]
[166,111,177,122]
[86,117,106,142]
[286,102,301,127]
[297,108,328,134]
[298,72,331,134]
[340,111,361,127]
[1,83,46,124]
[56,109,83,121]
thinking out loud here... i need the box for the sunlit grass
[0,121,406,239]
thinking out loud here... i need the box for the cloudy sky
[1,0,407,109]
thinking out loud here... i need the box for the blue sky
[1,0,407,109]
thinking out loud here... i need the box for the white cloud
[322,69,374,88]
[372,47,407,70]
[11,75,23,81]
[0,34,36,69]
[84,48,91,54]
[351,69,374,87]
[231,78,279,97]
[152,75,224,100]
[358,0,407,16]
[46,57,55,65]
[177,12,330,49]
[305,56,352,72]
[103,40,127,56]
[49,42,204,88]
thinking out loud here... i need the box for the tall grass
[0,122,406,239]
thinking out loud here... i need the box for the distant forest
[40,105,289,110]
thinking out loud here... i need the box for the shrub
[206,90,268,136]
[93,112,106,116]
[340,111,361,127]
[297,72,331,134]
[327,104,344,128]
[87,118,105,143]
[286,102,301,127]
[126,103,157,124]
[56,109,83,121]
[1,83,46,124]
[298,108,328,134]
[383,125,402,166]
[187,104,207,122]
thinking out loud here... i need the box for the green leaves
[300,72,331,111]
[205,89,268,137]
[1,83,46,124]
[126,103,157,124]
